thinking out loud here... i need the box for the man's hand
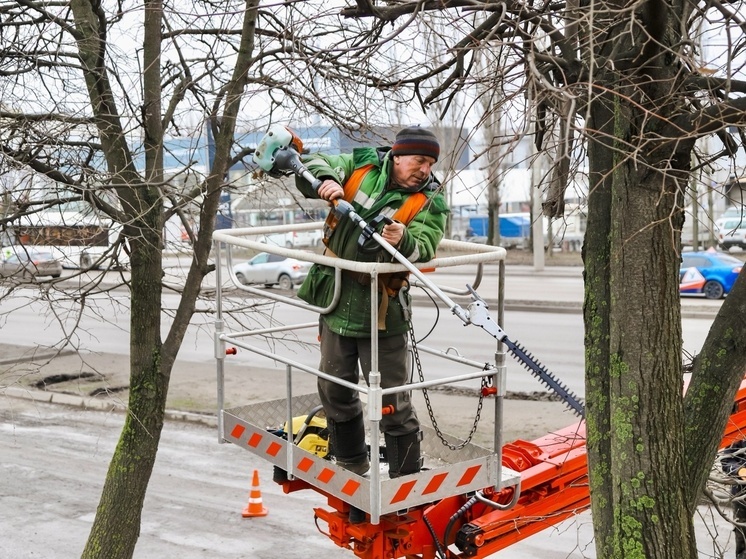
[317,180,344,201]
[381,220,405,246]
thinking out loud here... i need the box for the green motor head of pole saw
[252,124,305,176]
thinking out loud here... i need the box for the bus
[4,206,129,270]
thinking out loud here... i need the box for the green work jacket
[295,146,449,337]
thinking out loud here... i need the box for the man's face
[392,154,436,189]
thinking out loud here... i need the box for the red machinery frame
[278,380,746,559]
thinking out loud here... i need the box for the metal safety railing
[212,221,520,524]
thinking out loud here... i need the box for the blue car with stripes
[679,251,743,299]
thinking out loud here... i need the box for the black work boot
[385,430,423,478]
[327,413,370,476]
[327,414,369,524]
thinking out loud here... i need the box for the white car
[232,252,312,290]
[717,218,746,250]
[715,206,746,232]
[259,229,322,249]
[718,205,746,220]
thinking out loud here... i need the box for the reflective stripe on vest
[324,163,429,233]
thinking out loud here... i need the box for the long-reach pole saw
[253,125,585,418]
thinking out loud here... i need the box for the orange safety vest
[322,164,432,328]
[323,164,429,242]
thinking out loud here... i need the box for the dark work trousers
[317,320,419,437]
[736,493,746,559]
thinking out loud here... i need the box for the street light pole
[531,118,545,271]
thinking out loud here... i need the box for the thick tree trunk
[584,94,615,554]
[585,90,696,557]
[82,227,165,559]
[608,161,693,558]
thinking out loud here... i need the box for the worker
[722,438,746,559]
[294,126,448,484]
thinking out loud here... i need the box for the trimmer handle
[357,215,393,254]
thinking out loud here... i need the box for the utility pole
[531,121,545,271]
[690,159,700,252]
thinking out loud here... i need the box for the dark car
[679,251,743,299]
[0,248,63,279]
[232,252,311,290]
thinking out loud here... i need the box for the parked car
[679,251,743,299]
[232,252,311,290]
[717,218,746,250]
[718,205,746,221]
[715,206,746,232]
[0,248,63,279]
[259,229,322,249]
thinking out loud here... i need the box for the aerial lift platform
[211,222,599,558]
[212,223,746,558]
[213,224,525,523]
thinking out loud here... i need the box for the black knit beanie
[391,127,440,162]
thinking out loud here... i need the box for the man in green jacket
[295,127,448,485]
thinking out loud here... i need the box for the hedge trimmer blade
[501,337,585,418]
[464,297,585,418]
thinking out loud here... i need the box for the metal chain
[408,319,487,451]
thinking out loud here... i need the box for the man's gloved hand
[381,220,405,246]
[318,180,344,201]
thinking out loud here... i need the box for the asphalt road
[0,264,722,402]
[0,399,352,559]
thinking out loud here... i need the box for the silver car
[232,252,311,290]
[0,248,63,279]
[717,219,746,250]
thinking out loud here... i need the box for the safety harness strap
[323,164,376,243]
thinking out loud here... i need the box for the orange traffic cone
[242,469,268,518]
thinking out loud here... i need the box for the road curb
[48,272,720,320]
[412,297,718,319]
[2,385,218,427]
[0,349,77,366]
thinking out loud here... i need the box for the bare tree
[0,0,285,556]
[2,0,450,554]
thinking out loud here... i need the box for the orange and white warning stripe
[223,411,516,515]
